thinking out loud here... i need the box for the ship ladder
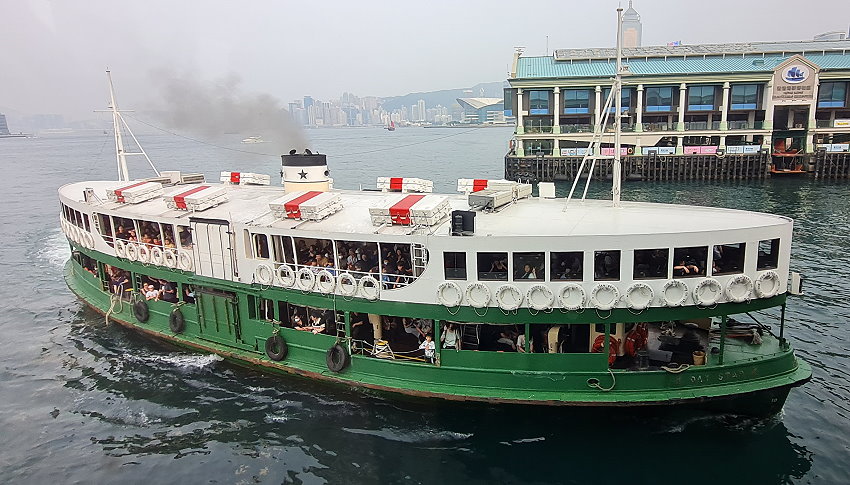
[461,323,480,350]
[412,243,428,277]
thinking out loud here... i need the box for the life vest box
[457,179,531,199]
[376,177,434,193]
[107,181,164,204]
[220,171,271,186]
[468,188,514,210]
[269,191,342,221]
[164,185,228,211]
[369,194,449,226]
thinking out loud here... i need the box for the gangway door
[190,217,237,280]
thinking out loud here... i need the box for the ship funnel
[281,150,330,193]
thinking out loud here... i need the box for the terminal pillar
[635,84,644,132]
[553,87,561,134]
[806,74,819,153]
[516,88,524,135]
[676,136,684,155]
[594,86,602,126]
[762,80,774,131]
[677,82,687,131]
[720,82,730,131]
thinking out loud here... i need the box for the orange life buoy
[624,323,649,357]
[591,334,620,365]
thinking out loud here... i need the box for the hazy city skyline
[2,0,849,122]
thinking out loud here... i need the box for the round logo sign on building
[783,65,809,84]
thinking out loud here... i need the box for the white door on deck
[190,219,236,280]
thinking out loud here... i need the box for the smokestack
[281,150,330,193]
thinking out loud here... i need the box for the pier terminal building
[504,39,850,180]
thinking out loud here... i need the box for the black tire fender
[265,335,288,361]
[133,300,149,322]
[169,308,185,334]
[326,344,350,373]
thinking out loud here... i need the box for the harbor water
[1,126,848,484]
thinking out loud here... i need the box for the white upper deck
[59,180,790,239]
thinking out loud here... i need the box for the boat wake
[34,230,71,270]
[342,426,472,444]
[140,352,225,372]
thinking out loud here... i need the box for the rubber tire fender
[133,300,150,322]
[169,307,185,333]
[326,343,350,373]
[265,335,288,361]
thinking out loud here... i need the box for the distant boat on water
[0,113,32,138]
[241,135,266,144]
[386,120,396,131]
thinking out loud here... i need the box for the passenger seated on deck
[394,263,412,286]
[496,331,517,351]
[158,279,178,303]
[110,270,130,296]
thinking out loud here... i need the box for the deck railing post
[719,315,727,365]
[344,311,352,353]
[524,323,531,353]
[434,320,442,365]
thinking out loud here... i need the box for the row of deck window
[61,204,195,251]
[443,239,780,282]
[508,82,848,116]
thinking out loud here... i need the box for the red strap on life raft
[472,179,489,192]
[284,191,322,219]
[113,181,148,203]
[389,194,424,225]
[389,177,404,191]
[172,185,210,209]
[230,172,241,184]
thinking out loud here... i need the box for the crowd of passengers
[294,240,414,288]
[350,313,436,362]
[110,218,192,249]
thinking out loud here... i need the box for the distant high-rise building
[417,99,426,122]
[303,96,314,109]
[622,1,642,48]
[0,113,9,135]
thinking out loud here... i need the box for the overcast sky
[2,0,849,120]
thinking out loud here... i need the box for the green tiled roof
[515,53,850,79]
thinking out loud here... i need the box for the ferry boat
[60,13,810,416]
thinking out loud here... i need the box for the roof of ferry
[59,180,791,238]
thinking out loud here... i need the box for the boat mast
[107,70,130,182]
[99,70,159,181]
[612,7,624,208]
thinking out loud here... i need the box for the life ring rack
[254,263,274,285]
[137,244,151,264]
[726,274,754,303]
[558,283,586,311]
[437,281,463,307]
[526,284,554,311]
[693,278,723,306]
[754,271,781,298]
[296,267,316,291]
[358,275,380,301]
[495,284,523,311]
[590,283,620,311]
[316,269,336,294]
[465,282,491,309]
[337,272,358,297]
[276,264,296,288]
[625,283,654,310]
[661,280,689,307]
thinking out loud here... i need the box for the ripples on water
[1,130,847,484]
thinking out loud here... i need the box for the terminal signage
[772,56,818,104]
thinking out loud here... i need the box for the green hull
[64,247,811,415]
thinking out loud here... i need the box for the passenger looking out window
[514,252,544,280]
[551,252,583,281]
[441,323,461,350]
[673,246,707,278]
[178,226,192,249]
[594,250,621,281]
[634,248,669,279]
[477,252,508,281]
[104,265,131,298]
[712,243,746,275]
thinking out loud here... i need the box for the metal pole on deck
[719,315,727,365]
[612,7,624,208]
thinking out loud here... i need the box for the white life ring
[755,271,781,298]
[496,284,523,311]
[150,246,164,266]
[558,283,586,311]
[693,278,723,306]
[84,232,95,249]
[276,264,296,288]
[465,282,491,309]
[591,283,620,311]
[163,248,178,268]
[436,281,463,307]
[726,274,754,303]
[526,284,554,311]
[296,267,316,291]
[137,244,151,263]
[337,272,358,297]
[69,226,79,244]
[316,269,336,293]
[115,240,127,258]
[625,283,654,310]
[662,280,689,307]
[125,242,139,261]
[255,263,274,285]
[359,275,380,300]
[178,250,194,271]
